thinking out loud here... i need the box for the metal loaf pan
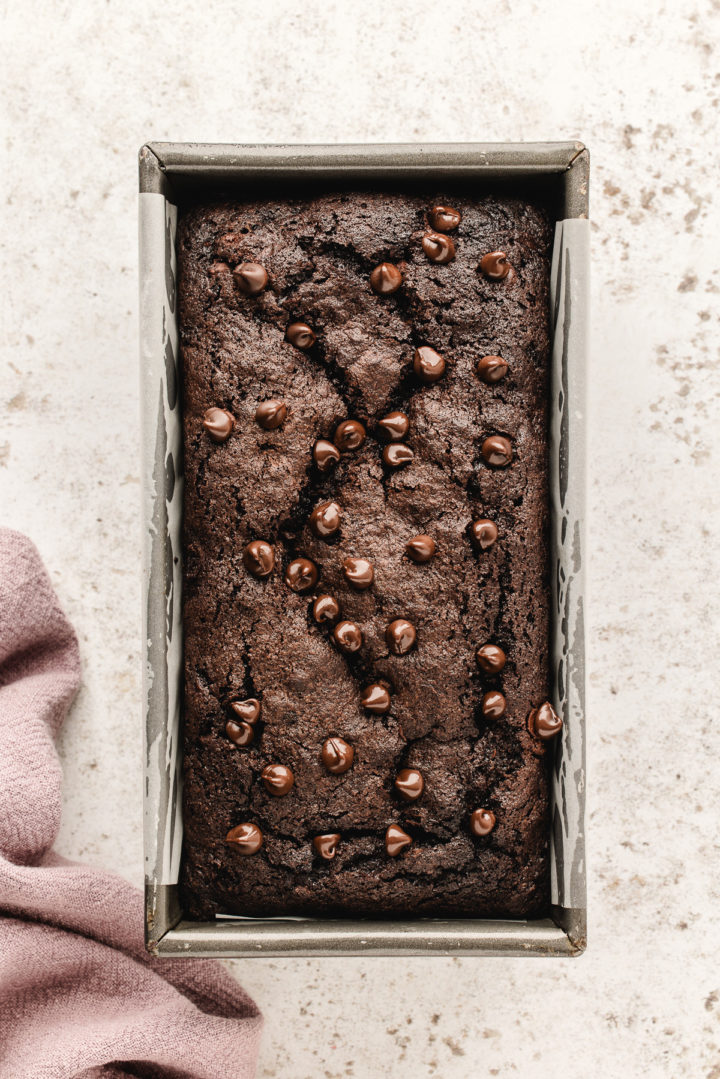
[139,142,589,958]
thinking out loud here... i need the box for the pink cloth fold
[0,529,262,1079]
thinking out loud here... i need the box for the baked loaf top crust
[178,191,556,918]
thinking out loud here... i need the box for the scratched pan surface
[139,143,588,957]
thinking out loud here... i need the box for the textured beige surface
[2,1,719,1076]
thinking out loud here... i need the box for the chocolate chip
[243,540,275,578]
[203,407,235,443]
[471,519,499,550]
[383,443,414,468]
[229,698,261,724]
[480,252,511,280]
[225,720,254,746]
[422,232,455,264]
[286,321,316,349]
[333,620,363,653]
[377,411,410,440]
[481,435,513,467]
[225,822,263,853]
[429,205,462,232]
[413,346,446,384]
[361,683,391,714]
[321,736,354,774]
[255,399,288,430]
[313,439,341,472]
[528,701,563,740]
[470,809,496,837]
[385,619,416,655]
[233,262,268,295]
[334,420,366,452]
[406,535,435,563]
[385,824,412,856]
[343,557,374,590]
[313,594,340,623]
[284,557,319,593]
[476,355,508,383]
[476,643,506,674]
[481,691,506,719]
[208,260,231,276]
[394,768,424,801]
[310,501,342,539]
[313,833,340,860]
[370,262,402,294]
[261,764,295,796]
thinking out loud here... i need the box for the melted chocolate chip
[343,557,374,590]
[229,698,261,724]
[377,411,410,440]
[422,232,455,264]
[313,594,340,623]
[225,822,263,854]
[225,719,254,746]
[208,260,230,276]
[310,501,342,539]
[394,768,424,801]
[261,763,295,796]
[476,355,509,384]
[385,825,412,856]
[528,701,563,740]
[480,252,511,281]
[313,833,340,860]
[233,262,268,295]
[313,439,341,472]
[361,683,391,714]
[471,519,499,550]
[321,736,354,774]
[470,809,496,837]
[429,205,462,232]
[243,540,275,578]
[370,262,403,295]
[255,399,288,430]
[285,321,316,349]
[284,557,319,593]
[203,407,234,442]
[333,620,363,653]
[383,443,414,468]
[334,420,366,452]
[481,435,513,467]
[386,619,416,655]
[413,346,446,384]
[481,691,506,719]
[406,535,435,563]
[476,643,506,674]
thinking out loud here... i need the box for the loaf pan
[139,142,589,957]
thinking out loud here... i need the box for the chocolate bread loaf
[177,190,560,918]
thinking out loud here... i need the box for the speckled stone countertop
[2,1,719,1076]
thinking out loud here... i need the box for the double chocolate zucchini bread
[178,190,562,919]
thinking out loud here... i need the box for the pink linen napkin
[0,528,263,1079]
